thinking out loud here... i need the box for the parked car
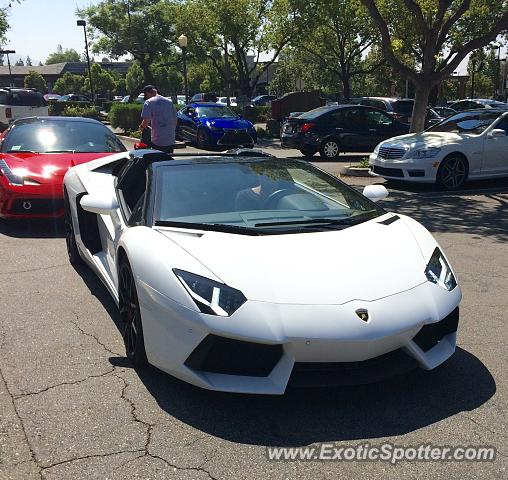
[358,97,415,124]
[280,105,409,159]
[449,98,508,112]
[190,92,218,103]
[63,148,461,393]
[251,94,277,106]
[0,88,48,130]
[177,103,257,149]
[432,106,457,118]
[0,116,126,219]
[369,109,508,190]
[218,96,237,106]
[176,95,187,105]
[58,94,91,103]
[43,93,61,102]
[121,94,144,103]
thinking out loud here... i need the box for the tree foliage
[53,72,85,95]
[78,0,176,90]
[46,45,81,64]
[361,0,508,131]
[289,0,380,99]
[84,63,117,95]
[24,70,48,93]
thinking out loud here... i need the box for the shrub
[49,101,91,116]
[109,103,143,133]
[231,105,271,123]
[60,105,100,120]
[103,101,115,113]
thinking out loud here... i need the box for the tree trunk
[342,76,351,100]
[410,83,433,133]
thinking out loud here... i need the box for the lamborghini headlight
[424,247,457,291]
[413,147,441,159]
[173,269,246,316]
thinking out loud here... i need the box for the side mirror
[134,142,148,150]
[488,128,506,138]
[362,184,389,202]
[188,109,196,117]
[80,193,119,215]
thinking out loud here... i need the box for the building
[0,61,131,91]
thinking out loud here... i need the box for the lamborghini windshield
[153,159,384,233]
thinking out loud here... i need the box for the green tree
[25,56,32,66]
[78,1,176,91]
[24,70,48,93]
[175,0,301,96]
[14,58,24,66]
[466,47,497,98]
[152,63,183,97]
[46,45,81,64]
[361,0,508,132]
[125,63,145,95]
[0,7,9,45]
[290,0,381,99]
[84,63,117,96]
[53,72,85,95]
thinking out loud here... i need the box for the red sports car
[0,116,126,219]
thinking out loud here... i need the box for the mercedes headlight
[174,269,246,316]
[424,248,457,291]
[414,147,441,159]
[373,143,381,154]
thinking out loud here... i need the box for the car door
[327,108,370,152]
[363,108,401,149]
[481,117,508,176]
[178,107,197,140]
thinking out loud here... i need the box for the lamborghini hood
[157,216,430,304]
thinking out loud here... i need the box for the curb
[341,166,371,177]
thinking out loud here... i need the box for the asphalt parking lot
[0,141,507,479]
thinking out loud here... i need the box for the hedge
[109,103,143,133]
[231,105,271,123]
[49,101,92,116]
[60,105,100,120]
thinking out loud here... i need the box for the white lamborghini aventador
[63,149,461,394]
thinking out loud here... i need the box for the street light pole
[178,35,189,104]
[0,50,16,87]
[77,20,95,104]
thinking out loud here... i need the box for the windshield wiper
[45,150,75,153]
[154,220,263,236]
[6,149,38,154]
[254,212,378,228]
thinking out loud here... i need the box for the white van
[0,88,49,130]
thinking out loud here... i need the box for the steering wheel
[263,189,295,209]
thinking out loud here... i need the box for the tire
[196,128,210,149]
[436,154,468,190]
[64,192,84,267]
[118,259,148,366]
[300,147,318,157]
[319,138,341,160]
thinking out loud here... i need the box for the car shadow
[382,185,508,242]
[0,218,65,239]
[72,264,496,446]
[108,347,495,447]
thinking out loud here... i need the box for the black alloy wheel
[64,192,83,266]
[119,260,148,366]
[437,155,468,190]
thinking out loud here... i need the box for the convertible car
[63,149,461,394]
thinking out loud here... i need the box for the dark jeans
[150,143,174,154]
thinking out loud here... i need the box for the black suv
[280,105,409,159]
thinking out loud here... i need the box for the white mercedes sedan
[369,109,508,190]
[63,149,461,394]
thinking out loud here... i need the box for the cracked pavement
[0,170,507,479]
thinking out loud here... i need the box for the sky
[2,0,104,64]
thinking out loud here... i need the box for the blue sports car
[177,103,257,150]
